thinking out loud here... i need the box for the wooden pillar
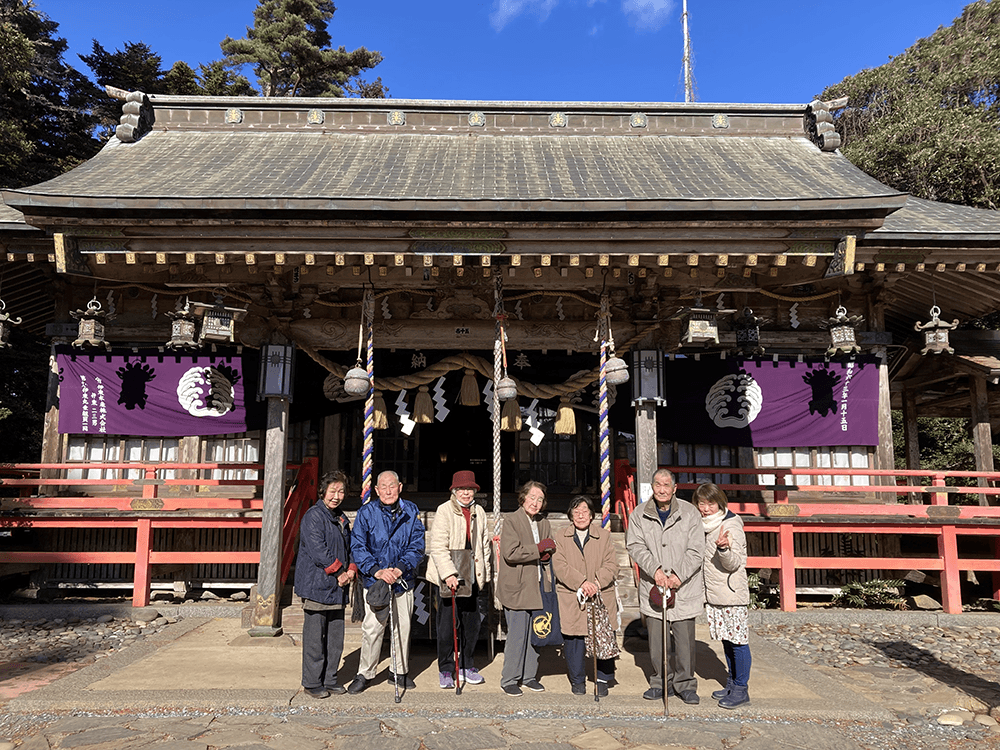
[635,402,657,503]
[901,388,920,471]
[322,413,341,476]
[39,343,63,487]
[875,348,896,501]
[248,396,290,635]
[969,373,995,506]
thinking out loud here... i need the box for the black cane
[588,598,599,703]
[661,585,669,717]
[452,589,462,695]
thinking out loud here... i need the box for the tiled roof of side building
[869,195,1000,238]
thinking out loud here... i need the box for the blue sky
[37,0,972,103]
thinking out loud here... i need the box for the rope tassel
[501,397,522,431]
[373,390,388,430]
[554,396,577,435]
[460,368,480,406]
[413,385,434,423]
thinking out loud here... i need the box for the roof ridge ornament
[806,99,841,152]
[107,87,154,143]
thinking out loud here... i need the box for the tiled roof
[869,196,1000,239]
[5,130,903,212]
[0,199,26,226]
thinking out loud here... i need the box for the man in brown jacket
[626,468,704,704]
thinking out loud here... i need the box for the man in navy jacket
[347,470,426,693]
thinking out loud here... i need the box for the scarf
[701,508,725,538]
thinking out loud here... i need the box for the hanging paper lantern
[344,364,370,395]
[496,376,518,401]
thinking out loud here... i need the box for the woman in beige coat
[551,496,619,696]
[694,482,751,709]
[496,480,554,697]
[426,470,493,689]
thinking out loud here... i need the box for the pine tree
[0,0,100,189]
[821,0,1000,210]
[220,0,383,97]
[196,61,256,96]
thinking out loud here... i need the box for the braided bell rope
[598,295,612,528]
[361,289,375,506]
[492,274,504,538]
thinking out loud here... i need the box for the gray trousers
[301,607,345,689]
[647,616,697,693]
[501,609,540,688]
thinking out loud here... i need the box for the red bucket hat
[450,470,480,491]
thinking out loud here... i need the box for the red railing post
[774,469,788,504]
[938,524,962,614]
[133,517,153,607]
[930,472,948,506]
[778,522,796,611]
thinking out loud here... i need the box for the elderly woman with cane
[551,496,620,697]
[497,480,555,697]
[426,470,493,690]
[694,482,752,709]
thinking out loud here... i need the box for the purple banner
[57,351,246,436]
[660,357,879,447]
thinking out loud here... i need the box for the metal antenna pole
[682,0,695,103]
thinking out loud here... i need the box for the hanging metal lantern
[734,307,765,357]
[0,299,22,349]
[70,298,112,350]
[914,305,959,355]
[630,349,666,406]
[344,363,370,395]
[496,376,518,401]
[605,354,630,385]
[165,303,199,350]
[258,343,296,400]
[825,305,864,357]
[188,297,247,344]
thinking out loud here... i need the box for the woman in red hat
[426,470,493,689]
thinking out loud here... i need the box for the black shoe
[711,686,731,700]
[523,678,545,692]
[347,675,368,694]
[389,672,416,689]
[571,682,586,695]
[642,687,664,700]
[502,684,523,696]
[678,689,700,705]
[667,685,676,697]
[596,682,609,697]
[326,684,347,695]
[304,686,330,699]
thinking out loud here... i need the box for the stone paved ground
[1,610,1000,750]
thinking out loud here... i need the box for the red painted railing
[0,461,312,607]
[280,457,319,588]
[663,466,1000,614]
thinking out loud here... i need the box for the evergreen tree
[220,0,383,97]
[163,61,202,95]
[79,40,167,134]
[0,0,100,189]
[821,1,1000,209]
[196,61,256,96]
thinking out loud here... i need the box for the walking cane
[661,585,669,717]
[588,598,599,703]
[452,590,462,695]
[388,588,401,704]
